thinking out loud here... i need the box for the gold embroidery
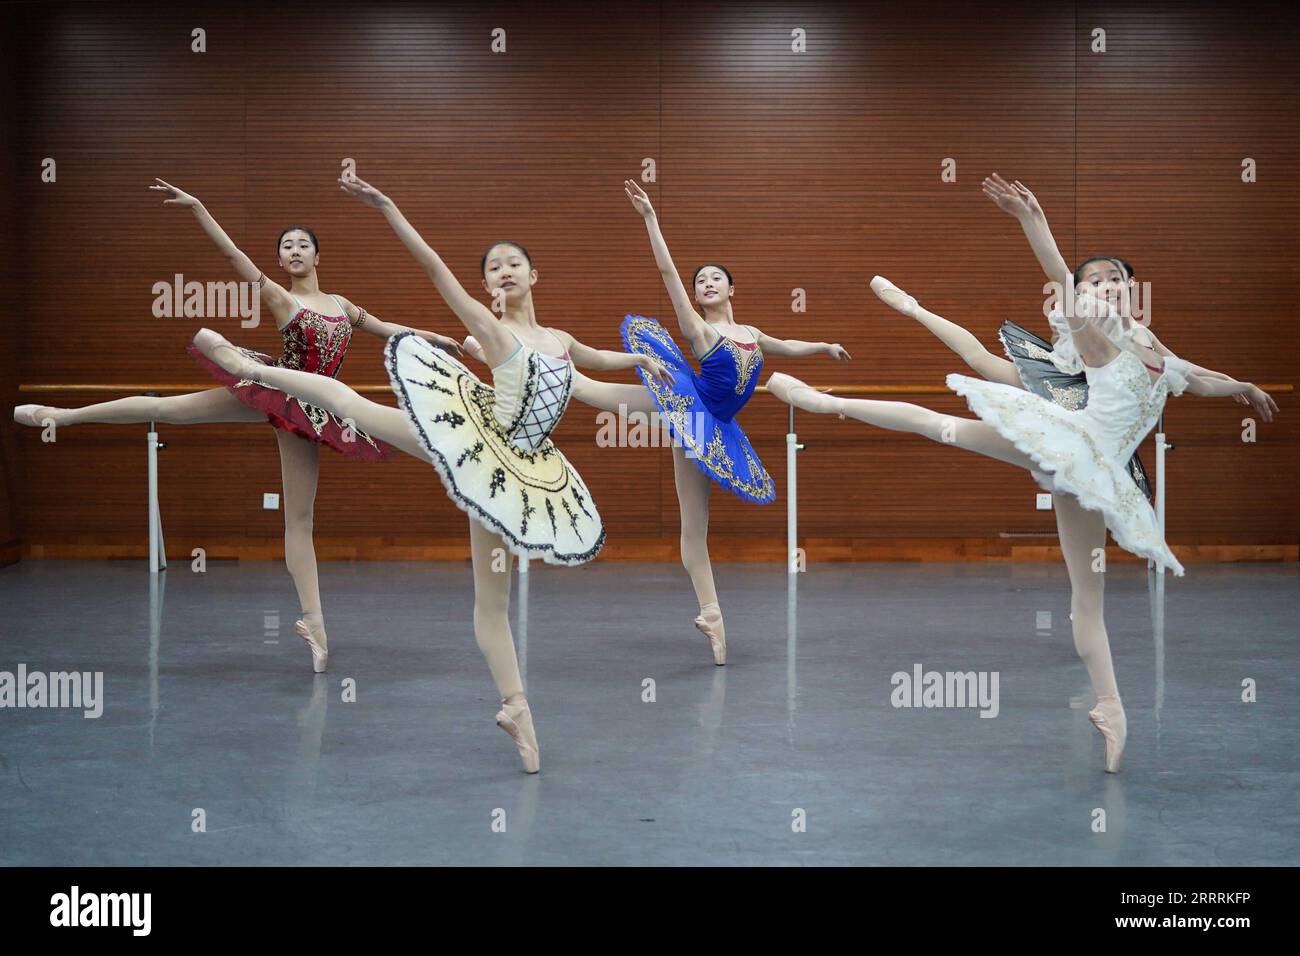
[720,338,763,395]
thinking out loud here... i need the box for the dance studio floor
[1,558,1295,867]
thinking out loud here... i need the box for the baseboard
[17,536,1299,565]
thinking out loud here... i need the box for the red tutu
[186,296,391,461]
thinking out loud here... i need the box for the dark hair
[692,263,734,287]
[277,226,319,256]
[1074,256,1134,287]
[481,241,532,276]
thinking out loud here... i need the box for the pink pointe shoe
[1088,695,1127,773]
[294,619,329,674]
[694,602,727,666]
[193,328,262,382]
[870,275,920,318]
[765,373,843,418]
[496,695,541,773]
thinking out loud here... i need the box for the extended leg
[193,330,431,462]
[15,387,266,428]
[276,430,330,673]
[569,371,658,415]
[872,278,1022,387]
[770,374,1040,472]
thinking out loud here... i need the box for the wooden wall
[4,0,1297,566]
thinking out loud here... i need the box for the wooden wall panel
[6,0,1297,563]
[0,5,26,565]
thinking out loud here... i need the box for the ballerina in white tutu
[875,175,1280,773]
[768,269,1276,772]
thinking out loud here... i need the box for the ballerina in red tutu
[13,178,462,673]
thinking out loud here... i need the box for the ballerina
[13,179,462,674]
[769,274,1275,773]
[548,180,850,665]
[870,175,1277,769]
[195,173,671,773]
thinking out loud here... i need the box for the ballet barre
[759,382,1293,577]
[18,381,1291,575]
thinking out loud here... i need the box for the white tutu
[385,331,604,566]
[947,349,1191,576]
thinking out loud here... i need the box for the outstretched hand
[982,173,1042,220]
[422,331,464,356]
[1244,385,1279,423]
[339,175,390,209]
[638,353,675,385]
[825,343,852,361]
[624,179,655,218]
[150,178,200,208]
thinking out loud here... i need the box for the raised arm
[150,178,295,324]
[335,298,463,355]
[550,329,673,384]
[338,176,515,363]
[624,180,715,358]
[755,329,851,360]
[983,173,1073,296]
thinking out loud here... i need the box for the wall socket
[262,493,280,510]
[1035,493,1053,511]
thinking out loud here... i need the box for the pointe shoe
[496,695,541,773]
[294,619,329,674]
[193,328,261,382]
[13,405,58,428]
[694,602,727,666]
[764,373,843,418]
[1088,695,1127,773]
[870,275,920,318]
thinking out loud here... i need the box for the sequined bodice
[274,306,353,378]
[1083,350,1184,461]
[696,335,763,423]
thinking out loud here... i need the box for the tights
[570,373,719,609]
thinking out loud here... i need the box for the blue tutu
[620,314,775,504]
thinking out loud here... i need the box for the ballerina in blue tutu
[572,181,850,664]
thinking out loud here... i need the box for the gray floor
[0,558,1295,866]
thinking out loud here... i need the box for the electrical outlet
[262,493,280,510]
[1035,493,1053,511]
